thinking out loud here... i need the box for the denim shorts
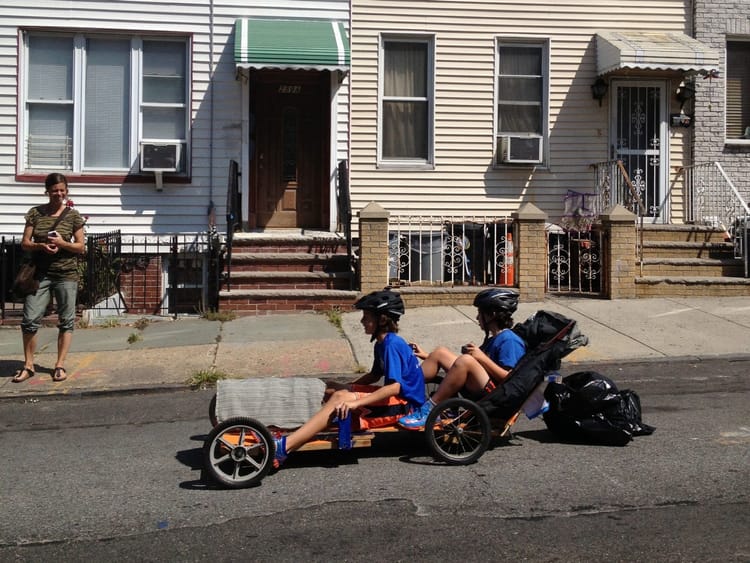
[21,277,78,333]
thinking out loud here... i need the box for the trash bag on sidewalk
[543,370,655,446]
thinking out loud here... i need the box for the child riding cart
[202,306,587,489]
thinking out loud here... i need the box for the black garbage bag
[543,370,655,446]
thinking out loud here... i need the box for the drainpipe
[207,0,216,231]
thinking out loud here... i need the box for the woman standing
[12,173,86,383]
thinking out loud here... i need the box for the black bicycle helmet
[473,288,519,314]
[354,289,405,320]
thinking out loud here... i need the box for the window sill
[376,162,435,171]
[16,172,191,184]
[724,139,750,147]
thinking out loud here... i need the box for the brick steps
[635,224,748,297]
[220,231,356,315]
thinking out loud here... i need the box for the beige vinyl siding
[351,0,691,225]
[0,0,350,237]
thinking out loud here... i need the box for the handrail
[592,159,645,275]
[224,160,241,291]
[337,160,354,289]
[681,161,749,276]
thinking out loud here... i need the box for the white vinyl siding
[0,0,350,237]
[351,0,693,225]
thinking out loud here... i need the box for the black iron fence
[1,231,223,321]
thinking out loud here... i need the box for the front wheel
[425,397,491,465]
[203,417,274,488]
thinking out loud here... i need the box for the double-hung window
[21,31,189,175]
[726,39,750,143]
[379,36,434,166]
[495,41,547,166]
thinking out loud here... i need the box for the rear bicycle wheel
[425,397,491,465]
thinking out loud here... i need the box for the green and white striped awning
[234,18,350,71]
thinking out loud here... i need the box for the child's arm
[332,381,401,420]
[462,344,511,384]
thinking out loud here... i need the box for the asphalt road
[1,358,748,562]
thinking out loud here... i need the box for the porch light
[591,78,608,106]
[676,81,696,110]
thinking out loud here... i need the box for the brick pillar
[601,204,637,299]
[512,202,548,302]
[358,201,390,294]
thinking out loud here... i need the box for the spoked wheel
[203,417,274,488]
[425,397,491,465]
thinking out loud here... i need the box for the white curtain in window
[27,36,74,168]
[497,46,542,134]
[84,39,130,168]
[383,42,428,159]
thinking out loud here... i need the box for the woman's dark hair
[45,173,68,191]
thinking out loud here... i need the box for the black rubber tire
[208,394,218,427]
[203,417,274,488]
[425,397,491,465]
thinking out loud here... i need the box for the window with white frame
[495,41,547,165]
[22,32,189,174]
[726,40,750,142]
[379,37,433,165]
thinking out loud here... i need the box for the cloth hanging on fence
[561,190,597,232]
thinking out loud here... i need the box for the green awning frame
[234,18,350,71]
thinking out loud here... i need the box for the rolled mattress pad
[215,377,326,428]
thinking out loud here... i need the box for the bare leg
[420,346,459,381]
[22,331,37,370]
[56,330,73,369]
[284,389,358,452]
[431,354,491,404]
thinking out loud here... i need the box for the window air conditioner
[500,136,543,164]
[140,142,181,173]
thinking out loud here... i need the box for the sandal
[12,367,35,383]
[52,367,68,382]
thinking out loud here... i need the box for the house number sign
[278,85,302,94]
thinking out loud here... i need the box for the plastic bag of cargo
[543,371,654,446]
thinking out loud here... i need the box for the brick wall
[693,0,750,197]
[119,256,164,315]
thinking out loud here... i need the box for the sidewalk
[1,295,749,399]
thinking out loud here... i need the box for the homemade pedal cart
[202,311,586,489]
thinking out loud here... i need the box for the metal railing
[224,159,241,291]
[682,161,750,277]
[547,227,604,295]
[337,160,355,289]
[388,216,515,286]
[682,161,750,232]
[1,232,223,321]
[592,159,646,275]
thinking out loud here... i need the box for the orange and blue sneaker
[273,436,287,469]
[397,399,435,430]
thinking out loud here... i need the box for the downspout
[207,0,216,231]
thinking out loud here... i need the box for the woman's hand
[40,241,59,254]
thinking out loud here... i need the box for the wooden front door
[250,71,329,229]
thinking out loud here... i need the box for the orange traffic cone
[502,232,514,286]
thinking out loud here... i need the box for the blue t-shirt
[371,332,426,407]
[481,329,526,370]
